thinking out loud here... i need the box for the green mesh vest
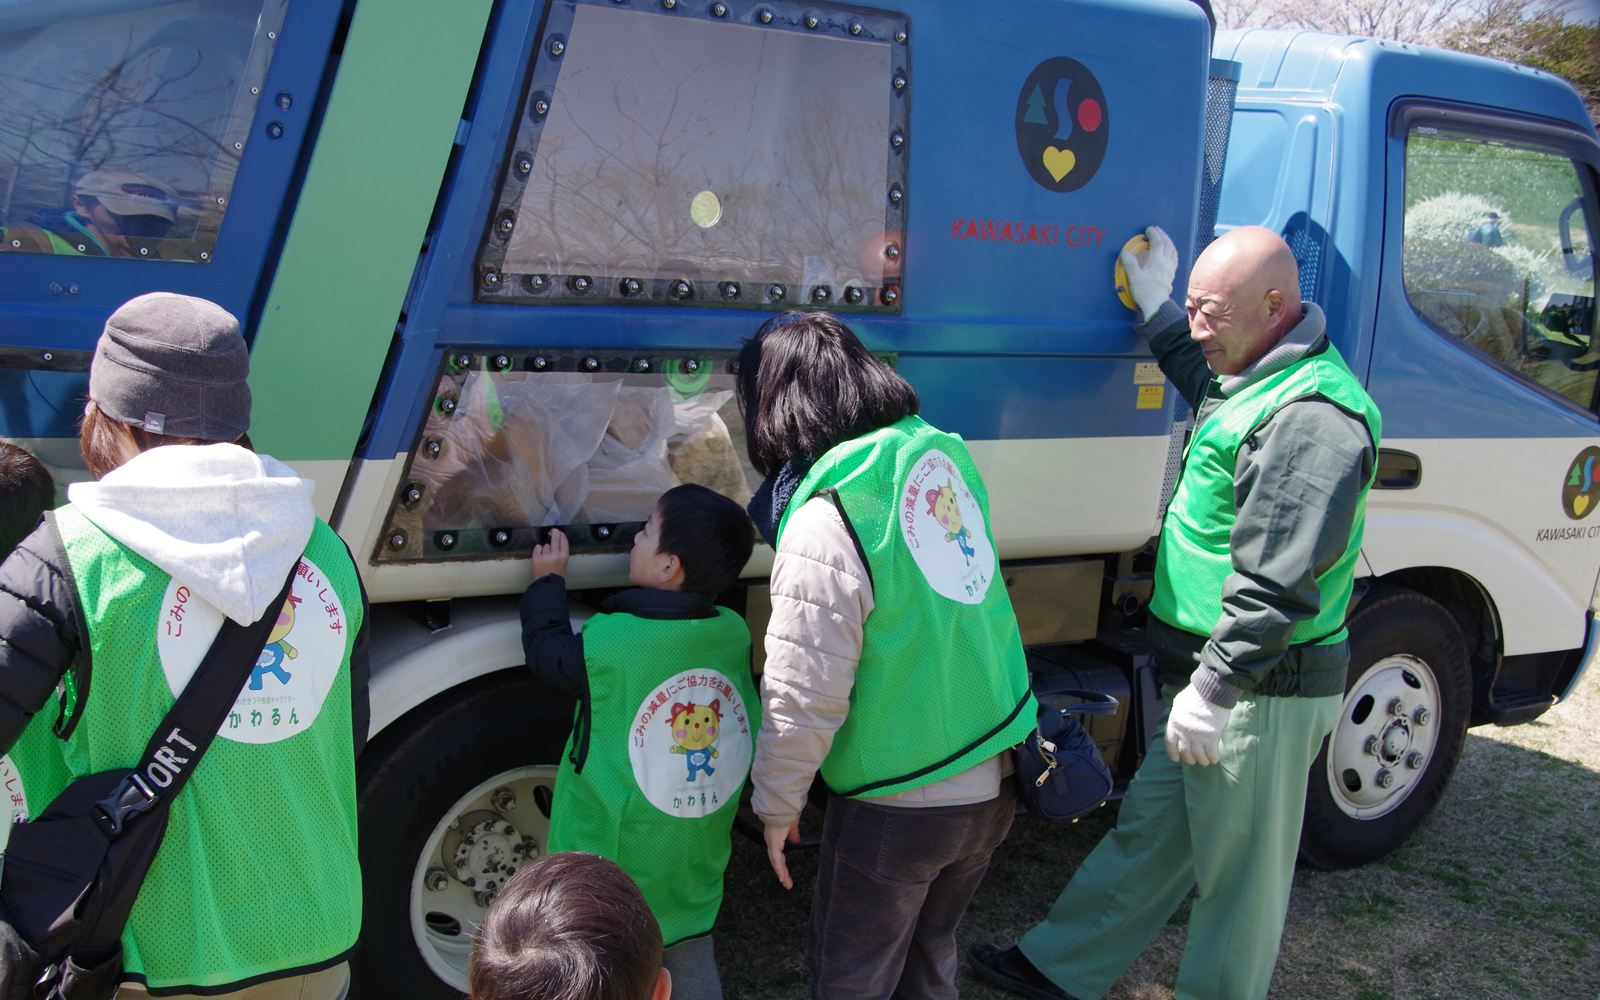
[547,606,756,946]
[1151,343,1382,647]
[776,415,1036,798]
[5,506,364,993]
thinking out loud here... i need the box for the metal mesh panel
[1194,73,1238,257]
[1155,398,1191,531]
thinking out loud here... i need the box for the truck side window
[1402,128,1599,411]
[475,0,909,310]
[0,0,284,263]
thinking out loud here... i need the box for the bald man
[971,226,1380,1000]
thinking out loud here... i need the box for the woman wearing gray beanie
[0,293,369,1000]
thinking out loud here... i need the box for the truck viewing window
[0,0,286,263]
[475,0,909,311]
[378,350,881,563]
[1402,126,1599,411]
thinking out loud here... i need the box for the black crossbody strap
[89,561,298,839]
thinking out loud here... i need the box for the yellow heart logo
[1577,494,1590,516]
[1042,146,1076,182]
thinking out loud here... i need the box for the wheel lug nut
[1412,707,1430,726]
[1405,751,1425,770]
[1363,736,1380,756]
[1387,697,1405,716]
[1374,768,1395,789]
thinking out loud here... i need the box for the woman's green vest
[4,506,363,993]
[776,415,1036,798]
[1150,344,1382,647]
[547,607,756,947]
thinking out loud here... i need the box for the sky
[1566,0,1600,21]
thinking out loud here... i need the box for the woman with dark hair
[741,312,1036,1000]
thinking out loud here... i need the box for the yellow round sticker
[1113,233,1150,311]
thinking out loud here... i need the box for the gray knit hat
[89,292,251,440]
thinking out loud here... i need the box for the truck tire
[1298,587,1471,870]
[350,671,574,1000]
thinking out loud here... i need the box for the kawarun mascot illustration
[667,701,722,781]
[926,481,976,565]
[252,593,300,690]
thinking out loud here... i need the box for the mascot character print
[901,449,996,605]
[629,670,752,818]
[157,559,348,745]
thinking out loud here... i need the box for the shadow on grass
[715,731,1600,999]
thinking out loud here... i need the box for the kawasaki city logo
[1015,57,1108,193]
[1562,446,1600,519]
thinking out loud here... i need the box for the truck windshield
[0,0,284,262]
[1402,128,1598,411]
[476,0,907,309]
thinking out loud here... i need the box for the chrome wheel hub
[1327,655,1441,819]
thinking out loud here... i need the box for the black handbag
[0,564,296,1000]
[1013,690,1117,824]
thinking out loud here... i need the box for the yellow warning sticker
[1136,385,1164,409]
[1133,362,1164,385]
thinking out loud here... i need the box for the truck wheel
[1298,587,1471,870]
[351,671,573,999]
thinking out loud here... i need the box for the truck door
[0,0,342,486]
[1366,102,1600,705]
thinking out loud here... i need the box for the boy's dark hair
[736,311,919,477]
[655,483,754,596]
[0,442,55,560]
[469,852,663,1000]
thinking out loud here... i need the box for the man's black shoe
[967,942,1075,1000]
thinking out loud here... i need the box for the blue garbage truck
[0,0,1596,994]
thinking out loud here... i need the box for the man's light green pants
[1019,690,1341,1000]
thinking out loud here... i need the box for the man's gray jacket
[1139,298,1378,705]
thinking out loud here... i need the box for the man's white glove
[1164,683,1231,766]
[1120,225,1180,322]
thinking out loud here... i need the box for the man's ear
[652,966,672,1000]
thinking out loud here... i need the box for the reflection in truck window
[0,0,284,262]
[1402,130,1598,410]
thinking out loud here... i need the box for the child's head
[469,852,669,1000]
[628,484,754,595]
[0,442,55,560]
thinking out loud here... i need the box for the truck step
[1486,683,1554,726]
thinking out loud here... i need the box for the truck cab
[0,2,1595,997]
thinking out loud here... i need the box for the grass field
[716,663,1600,999]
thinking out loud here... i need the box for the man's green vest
[5,506,363,993]
[548,607,756,947]
[776,415,1036,798]
[1151,343,1382,648]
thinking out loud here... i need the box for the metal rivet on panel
[516,155,532,174]
[884,244,901,261]
[276,91,293,110]
[894,29,907,42]
[491,530,511,546]
[669,279,692,300]
[437,532,457,550]
[548,36,565,56]
[620,277,642,296]
[494,355,512,371]
[633,358,652,372]
[729,359,742,373]
[138,246,149,256]
[403,484,425,507]
[844,286,864,304]
[711,2,727,15]
[569,275,592,293]
[217,196,226,205]
[9,240,18,247]
[720,281,741,301]
[533,98,550,117]
[767,283,786,302]
[889,184,904,204]
[425,440,443,458]
[758,8,772,20]
[890,129,905,149]
[804,13,819,27]
[455,353,472,369]
[849,20,862,33]
[811,285,831,303]
[530,355,550,371]
[583,357,600,371]
[684,358,700,372]
[893,74,906,90]
[482,269,500,287]
[267,30,275,38]
[266,121,284,139]
[200,251,210,260]
[41,351,53,361]
[388,531,408,549]
[497,213,515,234]
[663,0,676,7]
[437,396,457,415]
[234,141,244,150]
[881,286,900,305]
[524,274,547,292]
[594,525,612,539]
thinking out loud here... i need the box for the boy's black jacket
[519,576,718,772]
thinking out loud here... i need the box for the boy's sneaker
[967,942,1076,1000]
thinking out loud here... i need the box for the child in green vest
[520,483,756,1000]
[469,851,672,1000]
